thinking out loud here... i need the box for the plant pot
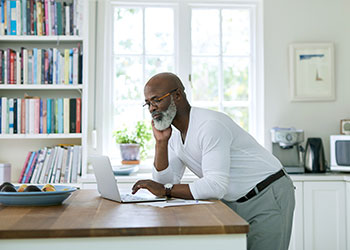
[119,144,140,161]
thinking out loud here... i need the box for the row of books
[0,47,82,85]
[0,96,81,134]
[19,145,82,184]
[0,0,83,36]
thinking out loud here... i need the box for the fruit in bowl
[23,185,42,192]
[18,184,28,192]
[42,184,56,192]
[0,182,58,193]
[0,182,16,192]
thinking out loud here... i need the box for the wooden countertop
[0,190,249,239]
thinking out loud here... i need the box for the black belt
[236,169,285,203]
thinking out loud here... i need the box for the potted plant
[113,121,152,164]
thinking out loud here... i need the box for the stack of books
[0,47,83,85]
[18,145,82,184]
[0,96,81,134]
[0,0,84,36]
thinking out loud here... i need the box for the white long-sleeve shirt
[152,107,283,201]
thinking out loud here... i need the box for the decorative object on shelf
[289,43,335,101]
[340,119,350,135]
[0,163,11,183]
[113,121,152,163]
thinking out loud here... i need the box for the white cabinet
[347,182,350,250]
[303,181,346,250]
[288,181,304,250]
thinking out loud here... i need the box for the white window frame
[93,0,264,160]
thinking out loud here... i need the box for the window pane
[114,56,143,101]
[192,9,219,55]
[113,105,144,131]
[145,56,174,81]
[114,8,142,54]
[222,9,250,56]
[145,8,174,54]
[223,57,249,101]
[192,57,219,101]
[224,107,249,130]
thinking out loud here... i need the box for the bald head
[145,72,185,93]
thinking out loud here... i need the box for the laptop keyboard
[121,193,150,202]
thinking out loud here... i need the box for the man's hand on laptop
[132,180,166,197]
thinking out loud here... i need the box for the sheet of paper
[136,199,213,208]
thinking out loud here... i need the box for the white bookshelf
[0,134,82,139]
[0,85,83,90]
[0,36,83,42]
[0,0,94,183]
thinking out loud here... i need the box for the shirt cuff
[188,182,200,200]
[152,165,174,184]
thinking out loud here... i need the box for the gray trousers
[222,174,295,250]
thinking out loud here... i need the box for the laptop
[89,155,166,203]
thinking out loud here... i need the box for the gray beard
[153,97,177,131]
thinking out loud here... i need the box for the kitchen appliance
[271,127,305,174]
[330,135,350,172]
[304,138,326,173]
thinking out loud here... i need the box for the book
[16,50,20,84]
[25,151,38,183]
[34,97,39,134]
[0,98,1,132]
[23,48,28,84]
[28,98,34,134]
[39,147,51,183]
[57,98,63,133]
[71,145,79,183]
[39,98,43,133]
[59,147,68,183]
[46,98,51,133]
[42,98,47,133]
[76,97,81,133]
[47,146,58,183]
[21,151,35,183]
[16,0,21,36]
[13,98,17,133]
[17,97,21,133]
[9,0,16,35]
[64,49,69,84]
[69,98,76,133]
[37,0,43,35]
[63,97,69,133]
[44,147,57,183]
[1,97,7,134]
[31,147,47,183]
[20,98,25,133]
[25,98,29,133]
[8,98,13,134]
[18,151,32,183]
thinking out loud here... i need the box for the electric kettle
[304,137,326,173]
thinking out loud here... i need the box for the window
[100,1,263,158]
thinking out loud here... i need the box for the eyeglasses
[143,88,178,108]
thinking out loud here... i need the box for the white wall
[264,0,350,162]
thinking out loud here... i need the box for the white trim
[0,85,83,90]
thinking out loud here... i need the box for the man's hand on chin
[132,179,166,197]
[151,121,172,142]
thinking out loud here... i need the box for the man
[132,72,295,250]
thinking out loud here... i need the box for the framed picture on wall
[289,43,335,101]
